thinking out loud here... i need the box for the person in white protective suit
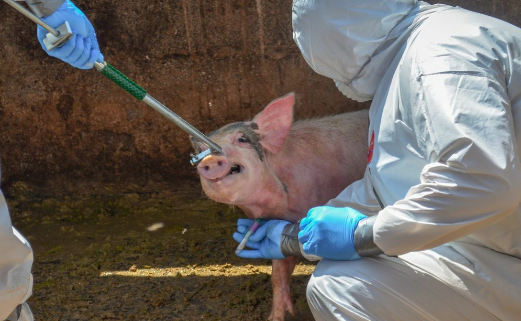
[2,1,102,320]
[0,193,33,321]
[233,0,521,320]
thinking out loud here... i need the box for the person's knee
[306,269,326,305]
[306,261,358,314]
[305,259,377,320]
[306,270,336,320]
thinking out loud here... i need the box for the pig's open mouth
[208,164,243,183]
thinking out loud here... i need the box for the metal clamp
[42,20,73,51]
[190,149,213,166]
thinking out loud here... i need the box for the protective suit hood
[292,0,418,101]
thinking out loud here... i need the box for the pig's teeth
[228,165,241,175]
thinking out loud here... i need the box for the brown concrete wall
[1,0,520,196]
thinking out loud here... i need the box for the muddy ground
[9,180,317,321]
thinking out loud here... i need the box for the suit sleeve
[18,0,66,17]
[374,55,521,256]
[0,191,33,319]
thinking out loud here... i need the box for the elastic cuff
[280,222,321,261]
[280,222,302,258]
[353,216,384,257]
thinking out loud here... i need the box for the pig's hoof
[268,294,294,320]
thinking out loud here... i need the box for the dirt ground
[9,180,317,321]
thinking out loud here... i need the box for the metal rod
[93,61,222,164]
[4,0,59,36]
[4,3,221,165]
[142,94,222,154]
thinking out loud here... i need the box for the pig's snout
[197,154,231,180]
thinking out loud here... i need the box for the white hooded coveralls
[2,2,63,320]
[0,177,33,321]
[293,0,521,320]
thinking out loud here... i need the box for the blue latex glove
[233,218,290,259]
[37,0,103,69]
[299,206,366,260]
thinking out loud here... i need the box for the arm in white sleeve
[16,0,66,17]
[0,192,33,320]
[374,67,521,256]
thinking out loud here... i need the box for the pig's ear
[252,93,294,155]
[189,135,197,149]
[189,135,205,152]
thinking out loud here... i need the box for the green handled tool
[5,0,222,166]
[92,61,223,165]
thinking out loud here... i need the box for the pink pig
[192,93,368,321]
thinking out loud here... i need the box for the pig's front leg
[269,256,298,321]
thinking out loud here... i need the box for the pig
[191,92,369,321]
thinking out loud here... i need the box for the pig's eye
[237,136,249,143]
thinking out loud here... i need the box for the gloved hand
[37,0,103,69]
[233,218,290,259]
[299,206,366,260]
